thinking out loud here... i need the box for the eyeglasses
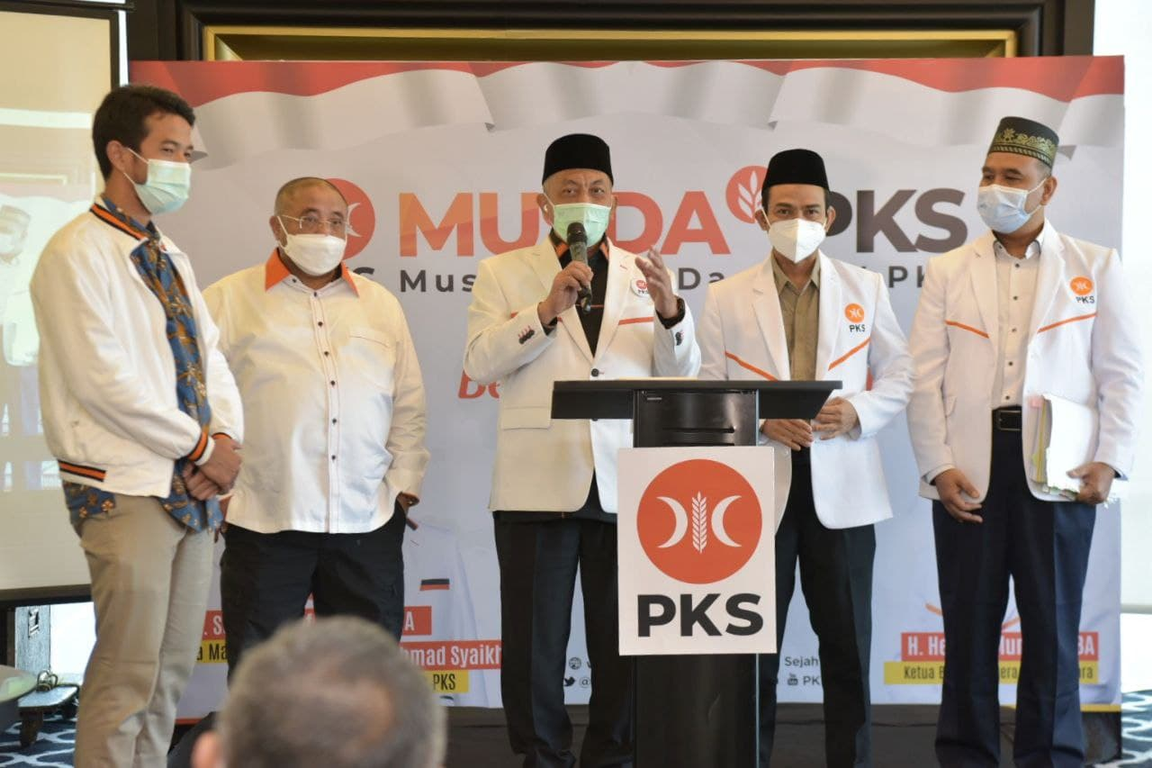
[278,214,347,235]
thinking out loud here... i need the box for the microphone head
[566,221,587,244]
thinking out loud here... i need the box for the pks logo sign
[845,303,867,333]
[725,165,764,224]
[1070,276,1095,304]
[327,178,376,258]
[637,459,761,584]
[618,447,776,655]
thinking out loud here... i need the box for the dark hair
[762,186,831,211]
[92,85,196,179]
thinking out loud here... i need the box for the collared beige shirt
[770,255,820,381]
[991,224,1047,407]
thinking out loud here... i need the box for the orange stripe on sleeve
[187,430,209,463]
[724,352,777,381]
[828,337,871,371]
[58,461,107,482]
[619,317,655,326]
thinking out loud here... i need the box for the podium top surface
[552,378,841,420]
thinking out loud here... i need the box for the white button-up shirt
[991,225,1045,407]
[204,251,429,534]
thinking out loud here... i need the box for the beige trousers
[73,495,213,768]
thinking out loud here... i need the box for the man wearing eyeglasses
[203,177,429,673]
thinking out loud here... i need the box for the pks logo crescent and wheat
[1070,276,1094,296]
[637,459,762,584]
[326,178,376,258]
[654,492,743,552]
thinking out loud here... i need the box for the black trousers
[759,452,876,768]
[220,505,407,674]
[934,426,1095,768]
[494,515,633,768]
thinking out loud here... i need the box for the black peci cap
[987,116,1059,168]
[542,133,613,185]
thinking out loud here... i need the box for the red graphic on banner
[204,606,438,640]
[899,631,1099,662]
[397,188,734,258]
[401,640,503,670]
[637,459,762,584]
[202,610,224,641]
[404,606,433,636]
[327,178,376,258]
[458,371,500,399]
[130,57,1122,112]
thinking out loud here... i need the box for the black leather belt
[992,406,1022,432]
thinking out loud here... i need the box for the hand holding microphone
[566,222,594,314]
[536,224,594,326]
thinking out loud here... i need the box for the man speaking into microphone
[464,133,700,767]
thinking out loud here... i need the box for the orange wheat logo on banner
[725,165,764,224]
[845,303,866,323]
[1070,276,1094,296]
[636,459,762,584]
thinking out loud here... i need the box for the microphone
[566,221,593,314]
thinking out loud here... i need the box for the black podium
[552,379,840,768]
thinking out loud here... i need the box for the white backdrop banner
[125,56,1125,717]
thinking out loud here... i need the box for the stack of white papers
[1031,393,1122,501]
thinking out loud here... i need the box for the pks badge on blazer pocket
[1070,276,1096,305]
[844,303,867,332]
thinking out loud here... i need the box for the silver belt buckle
[996,409,1022,432]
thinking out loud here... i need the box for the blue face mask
[976,181,1045,234]
[548,198,612,246]
[124,149,191,215]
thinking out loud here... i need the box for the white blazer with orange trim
[697,251,913,530]
[908,223,1144,502]
[464,238,700,514]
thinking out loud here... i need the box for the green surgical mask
[548,198,612,246]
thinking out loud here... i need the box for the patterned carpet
[2,693,1150,766]
[1099,691,1152,767]
[0,713,73,768]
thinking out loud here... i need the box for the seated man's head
[194,616,445,768]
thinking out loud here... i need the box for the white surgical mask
[278,219,347,276]
[768,218,826,263]
[548,198,612,246]
[124,149,191,215]
[976,181,1045,234]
